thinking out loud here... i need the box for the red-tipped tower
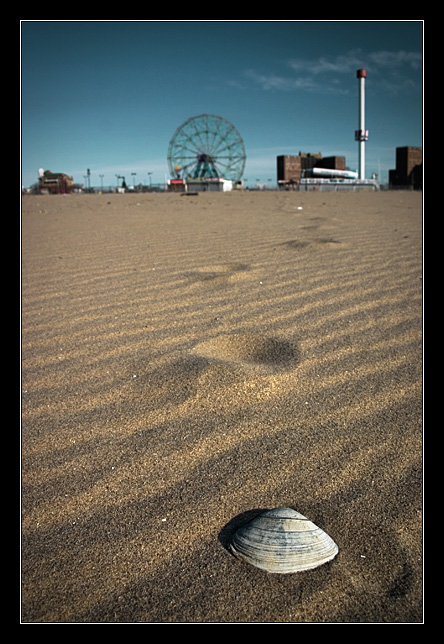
[355,69,368,180]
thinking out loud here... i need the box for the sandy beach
[21,189,423,623]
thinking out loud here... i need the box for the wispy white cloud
[243,49,422,95]
[244,69,348,95]
[287,50,365,75]
[244,69,321,92]
[367,50,422,69]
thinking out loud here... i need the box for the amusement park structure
[167,114,246,191]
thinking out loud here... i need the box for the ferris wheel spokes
[167,114,246,182]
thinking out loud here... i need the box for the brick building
[389,147,422,189]
[277,153,347,186]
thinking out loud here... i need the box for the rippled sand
[21,190,423,623]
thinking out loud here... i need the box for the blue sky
[21,20,423,188]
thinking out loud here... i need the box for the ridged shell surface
[229,507,339,574]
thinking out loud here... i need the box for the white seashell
[229,507,339,574]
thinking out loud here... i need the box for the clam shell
[229,507,339,574]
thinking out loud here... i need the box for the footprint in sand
[127,333,299,414]
[280,240,311,250]
[191,332,299,372]
[279,237,342,251]
[185,263,255,288]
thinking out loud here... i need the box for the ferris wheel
[167,114,246,182]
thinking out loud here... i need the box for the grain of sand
[21,190,423,623]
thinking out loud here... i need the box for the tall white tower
[355,69,369,181]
